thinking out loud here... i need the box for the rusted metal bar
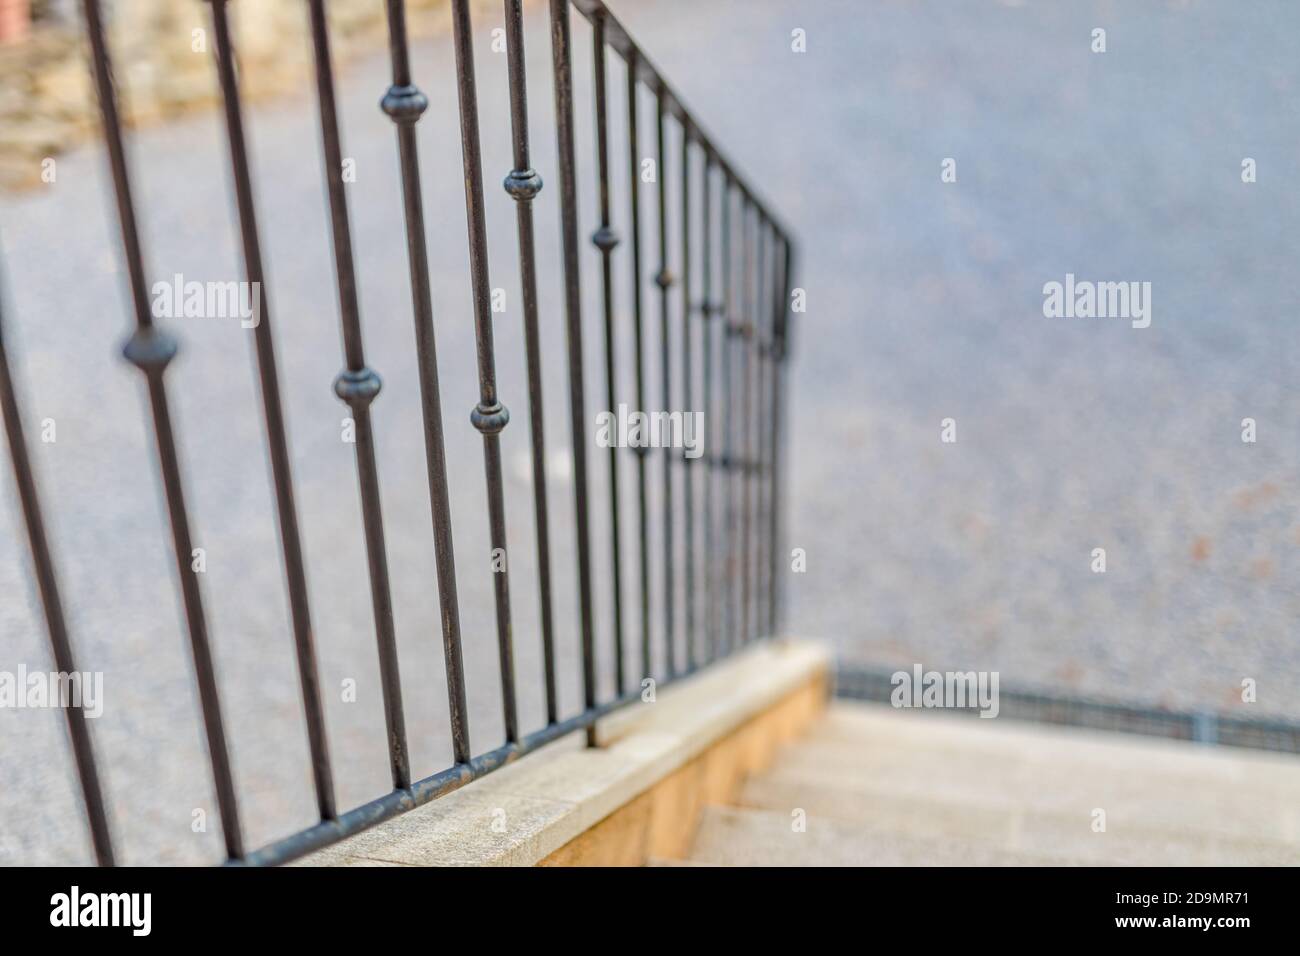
[83,0,244,859]
[0,265,115,865]
[209,0,336,822]
[381,0,472,763]
[502,0,559,726]
[591,10,626,695]
[549,0,599,745]
[450,0,518,745]
[306,0,409,790]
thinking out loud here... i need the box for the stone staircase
[671,701,1300,866]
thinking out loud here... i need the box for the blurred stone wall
[0,0,476,189]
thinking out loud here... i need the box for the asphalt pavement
[2,0,1297,863]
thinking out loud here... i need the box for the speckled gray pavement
[2,0,1298,864]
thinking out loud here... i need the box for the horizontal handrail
[570,0,795,243]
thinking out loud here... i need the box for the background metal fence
[0,0,797,866]
[835,666,1300,755]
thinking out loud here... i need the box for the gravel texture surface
[2,0,1297,864]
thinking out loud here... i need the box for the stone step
[812,705,1300,791]
[738,775,1298,865]
[677,702,1300,865]
[767,744,1300,842]
[772,704,1300,845]
[683,805,1080,866]
[645,857,713,866]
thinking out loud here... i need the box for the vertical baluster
[679,123,695,672]
[748,213,759,643]
[625,52,652,685]
[81,0,243,859]
[763,225,782,638]
[739,198,755,645]
[548,0,598,744]
[719,175,735,655]
[653,89,676,676]
[0,267,115,865]
[763,228,776,638]
[590,12,624,696]
[450,0,517,744]
[501,0,557,726]
[209,0,335,821]
[770,234,794,635]
[764,223,774,639]
[380,0,471,761]
[306,0,409,790]
[700,153,715,663]
[753,216,770,640]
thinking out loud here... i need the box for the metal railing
[0,0,797,866]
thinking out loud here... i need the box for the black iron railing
[0,0,797,865]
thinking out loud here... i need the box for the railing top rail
[570,0,794,244]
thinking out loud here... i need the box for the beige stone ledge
[301,639,831,867]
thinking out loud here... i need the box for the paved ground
[2,0,1298,864]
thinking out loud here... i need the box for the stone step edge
[301,638,831,866]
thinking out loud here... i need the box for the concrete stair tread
[811,704,1300,794]
[676,701,1300,865]
[645,857,714,866]
[760,749,1300,845]
[783,737,1271,799]
[781,704,1300,838]
[684,806,1083,866]
[738,776,1300,865]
